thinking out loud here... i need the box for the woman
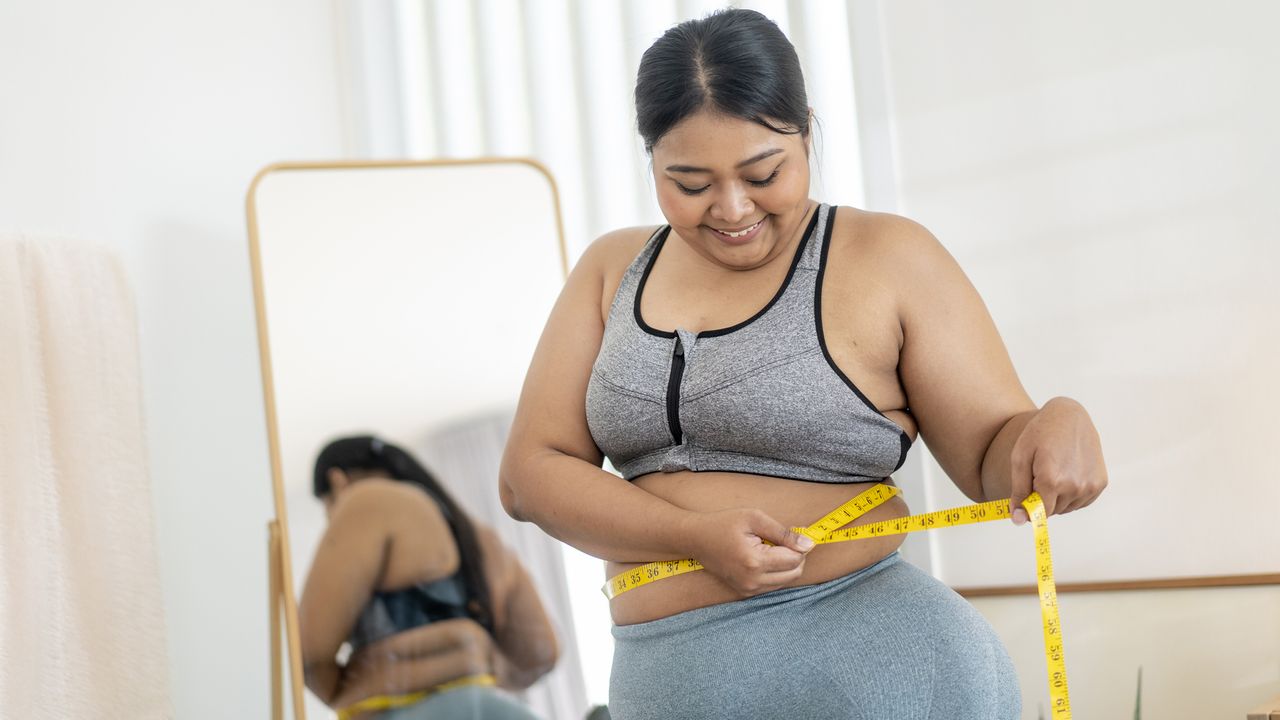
[300,435,558,719]
[499,9,1108,720]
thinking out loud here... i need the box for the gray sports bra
[585,203,912,483]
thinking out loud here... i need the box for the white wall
[0,1,348,716]
[867,0,1280,716]
[971,585,1280,719]
[874,0,1280,585]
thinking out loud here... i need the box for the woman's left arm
[476,527,559,690]
[884,214,1108,521]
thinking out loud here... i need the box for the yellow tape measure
[604,484,1071,719]
[335,673,497,720]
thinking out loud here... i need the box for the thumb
[751,512,815,553]
[789,527,817,553]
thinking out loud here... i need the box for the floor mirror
[246,159,575,720]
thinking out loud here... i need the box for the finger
[750,512,815,554]
[1056,490,1091,514]
[1009,443,1034,526]
[758,543,806,573]
[1030,457,1064,517]
[1028,479,1058,519]
[759,562,806,588]
[1058,488,1101,515]
[1024,476,1054,515]
[1055,497,1083,514]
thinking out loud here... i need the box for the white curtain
[0,235,172,718]
[340,0,880,256]
[419,411,590,720]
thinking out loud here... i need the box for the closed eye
[672,163,783,195]
[747,170,780,187]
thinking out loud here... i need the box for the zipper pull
[674,336,684,356]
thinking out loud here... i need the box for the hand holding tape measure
[605,484,1073,719]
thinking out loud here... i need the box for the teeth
[718,218,763,238]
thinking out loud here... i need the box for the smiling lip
[707,216,767,244]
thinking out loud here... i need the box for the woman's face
[651,108,812,271]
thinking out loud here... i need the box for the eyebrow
[664,148,785,174]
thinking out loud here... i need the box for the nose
[709,183,754,226]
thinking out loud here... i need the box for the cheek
[768,171,809,203]
[655,185,706,226]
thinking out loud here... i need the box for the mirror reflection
[300,435,555,719]
[249,159,576,719]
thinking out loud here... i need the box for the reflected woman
[301,435,557,719]
[500,8,1106,719]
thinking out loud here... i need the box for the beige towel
[0,235,172,718]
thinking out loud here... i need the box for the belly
[607,471,909,625]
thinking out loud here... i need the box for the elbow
[537,620,563,676]
[496,474,522,517]
[302,660,340,707]
[518,661,558,690]
[498,449,540,522]
[498,471,527,522]
[507,638,559,690]
[537,635,560,678]
[529,630,559,679]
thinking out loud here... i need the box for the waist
[607,471,908,626]
[337,674,498,720]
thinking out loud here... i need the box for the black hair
[635,8,811,153]
[313,435,494,635]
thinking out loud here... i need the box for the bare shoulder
[582,224,664,322]
[828,207,967,309]
[329,479,448,532]
[586,224,661,263]
[830,207,950,277]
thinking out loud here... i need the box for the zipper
[665,336,686,444]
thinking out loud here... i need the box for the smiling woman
[500,7,1107,720]
[653,114,812,268]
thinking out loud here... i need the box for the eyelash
[676,169,781,196]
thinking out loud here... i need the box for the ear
[327,467,351,493]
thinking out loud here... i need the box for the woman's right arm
[499,230,701,563]
[498,231,813,586]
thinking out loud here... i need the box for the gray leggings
[609,552,1020,719]
[372,686,542,719]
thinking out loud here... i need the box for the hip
[609,553,1020,720]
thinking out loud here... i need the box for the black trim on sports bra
[813,206,914,466]
[633,204,823,339]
